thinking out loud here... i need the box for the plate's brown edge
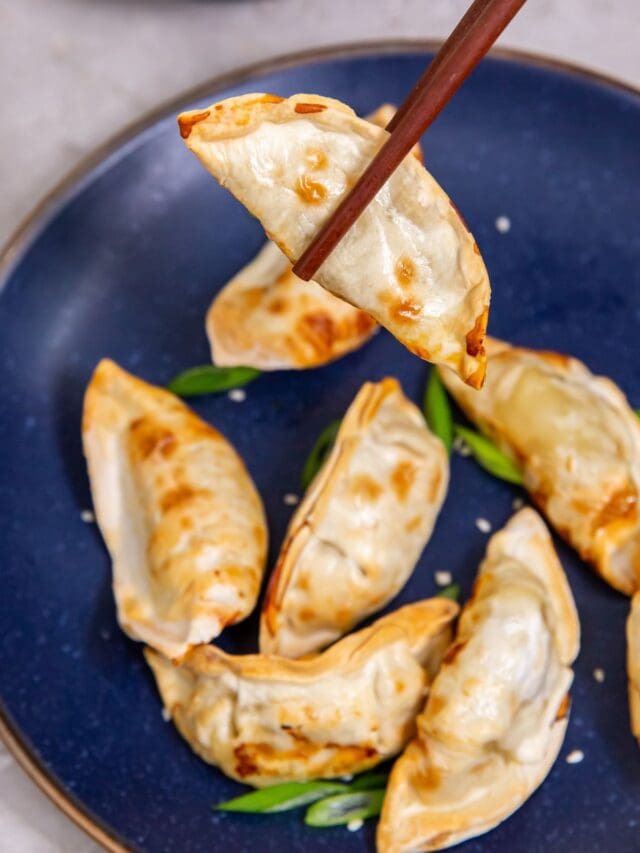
[0,38,638,853]
[0,713,130,852]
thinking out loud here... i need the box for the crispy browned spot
[427,469,443,503]
[355,310,377,335]
[180,516,193,531]
[380,289,422,325]
[298,608,316,623]
[268,297,288,314]
[335,608,353,628]
[253,524,267,551]
[178,110,210,139]
[129,418,177,460]
[473,242,481,255]
[261,94,284,104]
[590,485,638,533]
[392,299,421,323]
[349,473,383,502]
[537,349,574,370]
[236,285,267,310]
[394,680,405,694]
[405,515,423,533]
[261,551,287,635]
[466,307,489,358]
[120,596,145,623]
[428,693,447,715]
[295,102,327,114]
[465,360,486,389]
[428,832,452,847]
[391,460,417,501]
[443,640,467,666]
[299,311,337,354]
[160,483,196,513]
[412,344,432,361]
[275,268,294,285]
[395,256,416,288]
[416,764,441,792]
[235,740,376,779]
[234,745,260,778]
[556,693,571,721]
[295,176,328,205]
[305,148,328,170]
[298,574,310,592]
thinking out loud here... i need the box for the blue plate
[1,42,639,853]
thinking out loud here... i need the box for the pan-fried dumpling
[179,93,490,388]
[260,377,449,657]
[206,104,421,371]
[439,338,640,595]
[378,508,580,852]
[82,360,267,659]
[627,593,640,743]
[145,598,458,786]
[206,241,377,370]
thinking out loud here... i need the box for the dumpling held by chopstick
[206,104,420,372]
[179,93,490,388]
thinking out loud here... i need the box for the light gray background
[0,1,638,850]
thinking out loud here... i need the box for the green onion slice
[304,789,385,827]
[168,365,260,397]
[300,420,342,490]
[436,583,460,601]
[423,369,453,453]
[454,424,524,486]
[214,780,348,814]
[348,771,388,791]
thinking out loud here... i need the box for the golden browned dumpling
[206,241,377,370]
[179,93,490,387]
[82,360,267,659]
[260,378,449,658]
[377,509,580,852]
[627,593,640,743]
[205,104,421,372]
[145,598,458,786]
[439,338,640,595]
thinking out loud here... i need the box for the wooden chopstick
[292,0,527,281]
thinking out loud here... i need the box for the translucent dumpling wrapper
[145,598,458,786]
[179,93,490,387]
[627,593,640,743]
[82,360,268,659]
[205,104,421,371]
[377,508,580,852]
[260,377,449,658]
[439,338,640,595]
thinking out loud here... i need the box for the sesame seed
[341,774,353,782]
[435,571,453,587]
[593,668,605,683]
[495,215,511,233]
[512,497,525,511]
[228,388,247,403]
[283,493,300,506]
[347,819,364,832]
[453,435,472,457]
[162,707,171,722]
[566,749,584,764]
[80,509,95,523]
[475,518,492,533]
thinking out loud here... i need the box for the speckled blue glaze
[1,46,639,852]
